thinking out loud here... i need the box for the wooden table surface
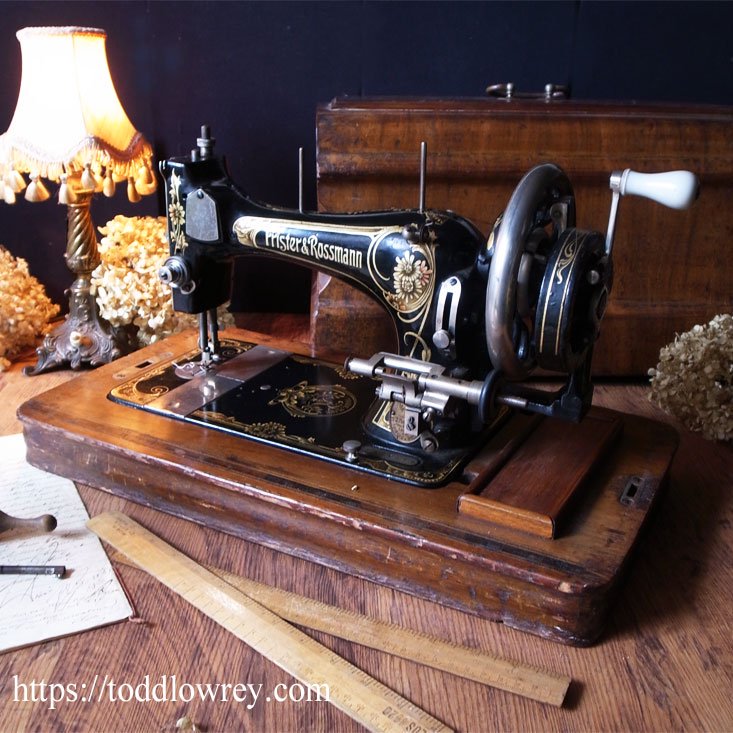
[0,340,731,732]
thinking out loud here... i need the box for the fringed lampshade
[0,26,155,204]
[0,26,155,374]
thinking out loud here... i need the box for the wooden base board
[17,329,678,646]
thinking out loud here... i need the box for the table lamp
[0,26,155,374]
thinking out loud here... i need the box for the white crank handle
[614,169,699,209]
[605,168,699,255]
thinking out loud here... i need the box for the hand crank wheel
[485,164,575,380]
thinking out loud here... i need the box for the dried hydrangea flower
[92,215,234,346]
[0,245,60,371]
[648,314,733,441]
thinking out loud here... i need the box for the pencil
[0,565,66,578]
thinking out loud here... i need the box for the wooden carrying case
[313,97,733,375]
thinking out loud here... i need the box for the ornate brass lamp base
[24,191,135,376]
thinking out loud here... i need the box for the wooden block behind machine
[315,97,733,375]
[459,413,623,538]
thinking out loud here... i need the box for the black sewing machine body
[109,128,696,487]
[163,152,491,374]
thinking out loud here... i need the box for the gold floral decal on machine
[538,230,583,357]
[232,216,437,362]
[193,411,450,484]
[168,170,187,253]
[367,234,436,361]
[552,233,581,287]
[391,251,432,310]
[195,414,317,449]
[269,381,357,418]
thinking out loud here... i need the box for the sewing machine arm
[158,128,697,463]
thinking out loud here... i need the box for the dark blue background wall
[1,1,732,312]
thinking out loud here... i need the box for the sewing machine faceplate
[109,338,507,487]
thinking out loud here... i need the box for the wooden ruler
[211,563,570,707]
[88,512,450,733]
[109,549,570,707]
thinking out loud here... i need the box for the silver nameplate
[185,188,220,242]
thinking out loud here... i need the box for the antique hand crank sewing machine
[19,125,697,644]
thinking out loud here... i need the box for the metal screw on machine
[433,329,451,350]
[419,432,438,453]
[159,256,195,294]
[342,440,362,463]
[196,124,215,159]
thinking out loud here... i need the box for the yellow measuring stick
[212,563,570,707]
[88,512,450,733]
[102,514,571,707]
[112,548,569,706]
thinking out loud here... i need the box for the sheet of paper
[0,433,132,652]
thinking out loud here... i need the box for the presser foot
[173,308,223,379]
[173,350,222,379]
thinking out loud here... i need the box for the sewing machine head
[148,125,697,486]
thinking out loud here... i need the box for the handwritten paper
[0,433,132,652]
